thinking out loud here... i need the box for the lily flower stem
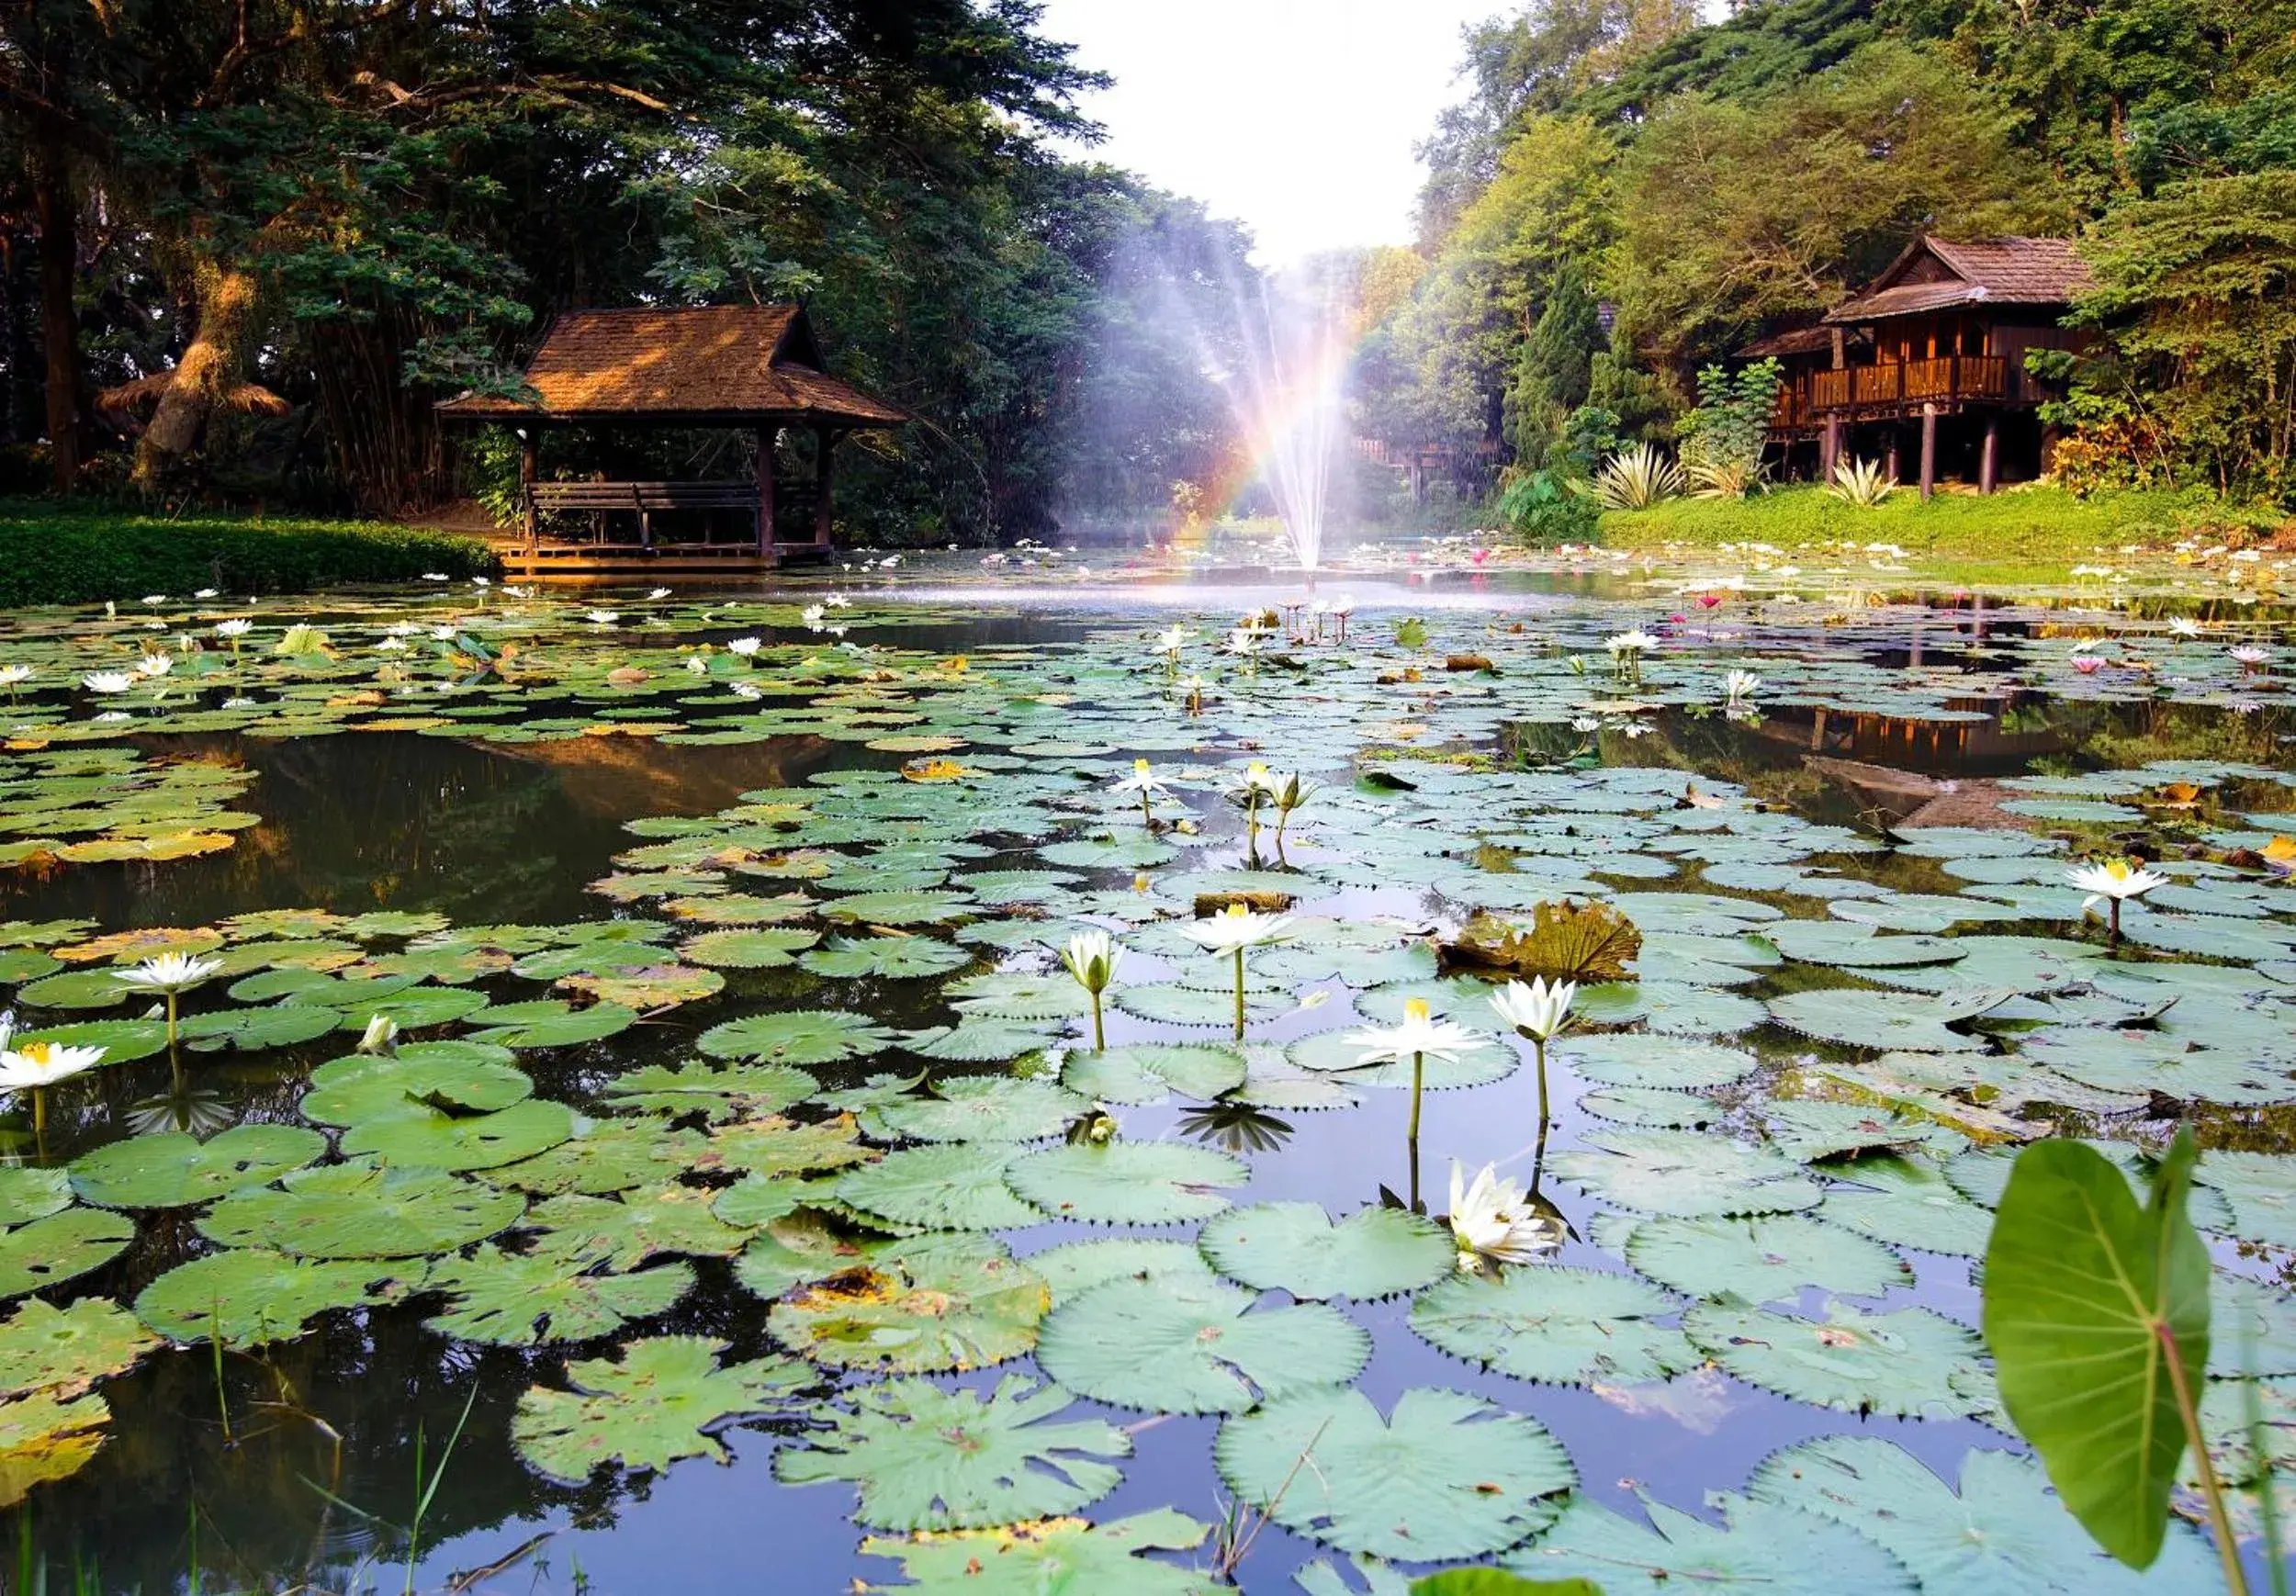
[1091,992,1106,1054]
[1140,791,1153,827]
[1534,1038,1550,1134]
[1232,950,1246,1040]
[1408,1051,1424,1145]
[30,1087,45,1141]
[2108,898,2122,949]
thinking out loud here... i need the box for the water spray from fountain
[1209,268,1351,571]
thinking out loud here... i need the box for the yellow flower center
[18,1042,50,1064]
[2106,859,2133,882]
[1404,998,1432,1023]
[1134,759,1150,774]
[1221,903,1248,920]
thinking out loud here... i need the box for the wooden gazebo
[436,305,905,574]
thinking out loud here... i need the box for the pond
[1,552,2291,1594]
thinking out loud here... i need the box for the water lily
[0,664,28,704]
[1491,978,1574,1043]
[1059,930,1123,1051]
[1111,759,1172,826]
[136,653,173,679]
[1346,996,1480,1150]
[1724,669,1760,705]
[1178,904,1294,1038]
[726,636,763,659]
[1604,628,1656,683]
[1492,977,1576,1149]
[2072,655,2104,675]
[826,593,851,609]
[584,610,620,625]
[802,604,827,630]
[213,618,253,640]
[1448,1161,1562,1274]
[1179,674,1206,716]
[2067,857,2169,946]
[355,1015,400,1056]
[2232,644,2270,669]
[1261,770,1314,860]
[647,587,672,601]
[419,572,448,583]
[141,593,167,607]
[1230,762,1278,857]
[0,1028,106,1139]
[684,654,709,676]
[83,671,134,694]
[114,952,223,1048]
[1155,624,1191,669]
[2167,616,2202,637]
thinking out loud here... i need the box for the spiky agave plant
[1826,455,1896,507]
[1589,444,1686,511]
[1687,455,1766,500]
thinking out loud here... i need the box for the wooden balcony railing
[1800,356,2010,416]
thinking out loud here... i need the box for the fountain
[1209,269,1350,571]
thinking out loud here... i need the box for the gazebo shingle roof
[435,306,905,426]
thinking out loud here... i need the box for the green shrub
[0,500,495,605]
[1494,470,1600,545]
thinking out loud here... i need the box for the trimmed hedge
[0,500,496,605]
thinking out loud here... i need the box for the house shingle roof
[1823,237,2094,325]
[435,306,906,426]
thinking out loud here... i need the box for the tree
[1608,40,2059,378]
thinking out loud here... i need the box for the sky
[1033,0,1506,267]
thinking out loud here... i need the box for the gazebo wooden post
[757,424,779,559]
[1979,412,1999,495]
[520,430,539,551]
[814,426,838,545]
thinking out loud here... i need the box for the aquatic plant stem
[1232,950,1245,1039]
[2160,1320,2249,1596]
[1408,1051,1424,1145]
[165,990,179,1049]
[1090,991,1106,1053]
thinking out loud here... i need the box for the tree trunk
[34,151,79,491]
[309,311,452,513]
[135,254,260,487]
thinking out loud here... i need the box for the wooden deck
[492,537,836,579]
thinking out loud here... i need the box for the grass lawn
[1597,484,2217,582]
[0,499,494,605]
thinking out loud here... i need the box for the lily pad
[0,1209,134,1298]
[1684,1300,1994,1421]
[1214,1387,1574,1560]
[425,1247,694,1347]
[865,1076,1089,1143]
[0,1298,157,1398]
[1006,1141,1245,1225]
[1036,1276,1369,1414]
[69,1124,328,1208]
[1550,1130,1824,1218]
[767,1233,1050,1373]
[698,1009,901,1065]
[1411,1266,1697,1387]
[855,1508,1219,1595]
[1626,1212,1910,1302]
[836,1145,1044,1231]
[135,1249,420,1345]
[511,1334,814,1483]
[197,1161,523,1258]
[774,1375,1129,1531]
[1061,1042,1249,1105]
[1197,1202,1451,1300]
[602,1061,816,1123]
[340,1098,578,1172]
[1503,1491,1918,1595]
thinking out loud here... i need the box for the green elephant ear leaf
[772,1374,1129,1531]
[1981,1130,2212,1571]
[509,1334,814,1484]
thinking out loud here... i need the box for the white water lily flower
[584,610,620,625]
[213,618,253,639]
[377,636,408,653]
[2069,858,2169,906]
[1155,624,1191,658]
[114,952,222,993]
[2232,644,2270,665]
[1724,669,1761,702]
[0,1038,107,1091]
[141,593,167,606]
[193,587,218,600]
[1491,977,1576,1042]
[503,585,535,599]
[83,672,134,693]
[136,653,173,678]
[2167,616,2202,637]
[801,605,827,629]
[470,577,491,590]
[727,636,762,657]
[1448,1161,1563,1273]
[1060,930,1122,995]
[1604,629,1658,655]
[1177,903,1295,955]
[355,1015,400,1055]
[430,625,457,641]
[1222,628,1262,658]
[647,587,671,601]
[1345,997,1480,1067]
[0,666,30,687]
[420,572,449,582]
[683,654,709,676]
